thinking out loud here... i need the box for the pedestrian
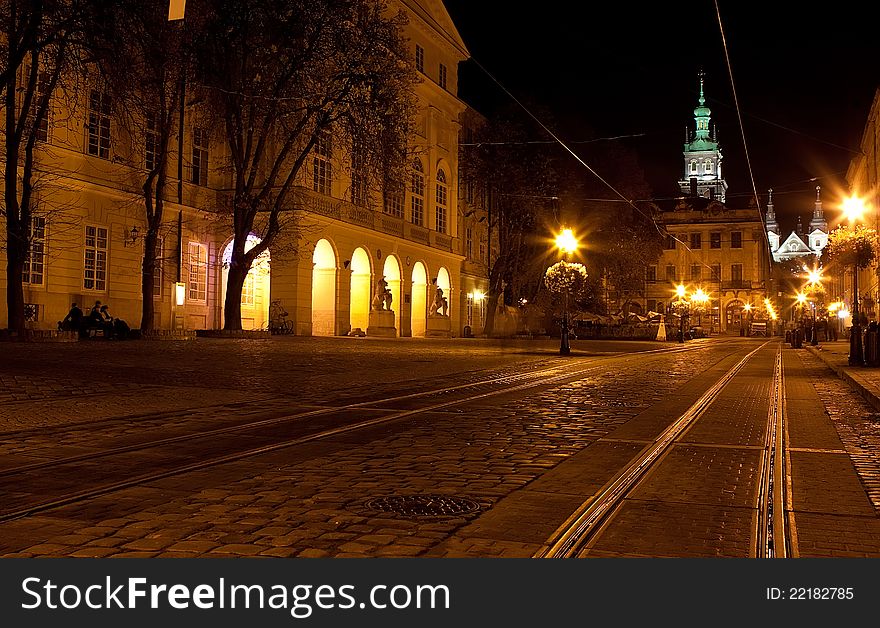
[59,303,83,332]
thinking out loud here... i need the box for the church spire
[810,185,827,231]
[766,188,778,231]
[678,69,727,203]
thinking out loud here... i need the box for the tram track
[0,342,708,524]
[535,341,772,558]
[754,345,792,558]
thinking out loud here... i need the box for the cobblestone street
[2,336,880,558]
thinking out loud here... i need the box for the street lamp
[843,196,867,365]
[743,303,753,336]
[673,283,689,343]
[804,267,823,346]
[554,228,580,356]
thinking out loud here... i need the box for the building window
[410,159,424,226]
[690,232,701,249]
[691,264,701,281]
[188,241,207,303]
[690,160,697,173]
[152,237,163,298]
[351,147,368,207]
[664,234,676,250]
[665,264,676,281]
[731,264,743,283]
[242,272,255,306]
[479,238,486,264]
[145,112,159,171]
[435,168,447,233]
[710,232,721,249]
[731,231,742,248]
[466,293,474,327]
[415,45,424,73]
[647,265,657,282]
[704,159,713,173]
[384,187,404,217]
[191,128,208,186]
[439,64,447,90]
[23,216,46,285]
[711,264,721,281]
[84,225,108,291]
[466,180,475,204]
[87,88,111,159]
[312,131,332,196]
[24,67,51,142]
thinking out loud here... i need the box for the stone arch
[411,261,429,337]
[220,234,271,330]
[312,239,337,336]
[383,255,402,332]
[349,247,372,334]
[725,298,746,333]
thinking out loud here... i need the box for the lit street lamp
[843,196,866,365]
[804,267,823,346]
[554,228,580,356]
[673,284,689,343]
[743,302,753,336]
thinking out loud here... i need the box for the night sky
[443,1,879,233]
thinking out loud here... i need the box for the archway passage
[725,299,745,333]
[436,266,451,315]
[411,261,428,337]
[349,247,371,333]
[312,239,337,336]
[383,255,401,332]
[221,235,270,330]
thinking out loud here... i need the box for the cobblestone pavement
[1,337,880,558]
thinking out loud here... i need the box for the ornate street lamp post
[673,284,688,343]
[843,197,866,365]
[553,228,581,356]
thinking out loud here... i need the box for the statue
[383,287,393,311]
[372,277,388,311]
[430,284,448,317]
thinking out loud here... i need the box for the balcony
[721,280,753,291]
[296,186,456,254]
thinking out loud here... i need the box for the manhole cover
[364,495,481,518]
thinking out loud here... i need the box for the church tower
[679,71,728,202]
[808,185,828,254]
[766,188,780,254]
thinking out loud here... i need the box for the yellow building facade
[2,0,488,338]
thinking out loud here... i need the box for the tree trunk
[140,231,158,331]
[223,254,247,330]
[483,293,500,338]
[5,247,25,335]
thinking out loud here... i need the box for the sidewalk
[804,340,880,414]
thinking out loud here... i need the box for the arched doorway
[312,239,337,336]
[436,266,451,315]
[221,235,270,330]
[349,247,371,333]
[411,261,428,337]
[383,255,401,332]
[726,299,745,334]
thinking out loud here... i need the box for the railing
[406,223,430,244]
[432,232,452,251]
[722,280,752,290]
[379,214,405,237]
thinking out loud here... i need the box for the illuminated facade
[678,73,727,203]
[2,0,487,338]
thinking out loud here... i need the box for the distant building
[643,72,769,334]
[766,186,827,263]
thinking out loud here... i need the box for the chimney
[690,178,697,196]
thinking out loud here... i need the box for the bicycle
[268,300,294,335]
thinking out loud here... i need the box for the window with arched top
[690,160,698,173]
[435,168,447,234]
[704,159,713,174]
[410,159,424,226]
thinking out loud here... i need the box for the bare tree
[100,0,199,331]
[460,110,557,336]
[196,0,414,330]
[1,0,99,334]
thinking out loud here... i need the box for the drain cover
[364,495,481,518]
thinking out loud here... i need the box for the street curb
[805,346,880,414]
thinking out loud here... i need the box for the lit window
[88,88,111,159]
[23,216,46,285]
[435,168,447,233]
[241,272,255,306]
[84,225,108,291]
[191,128,208,186]
[410,159,424,226]
[415,45,424,73]
[704,160,713,173]
[690,160,697,173]
[145,112,159,171]
[312,131,332,195]
[188,242,207,302]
